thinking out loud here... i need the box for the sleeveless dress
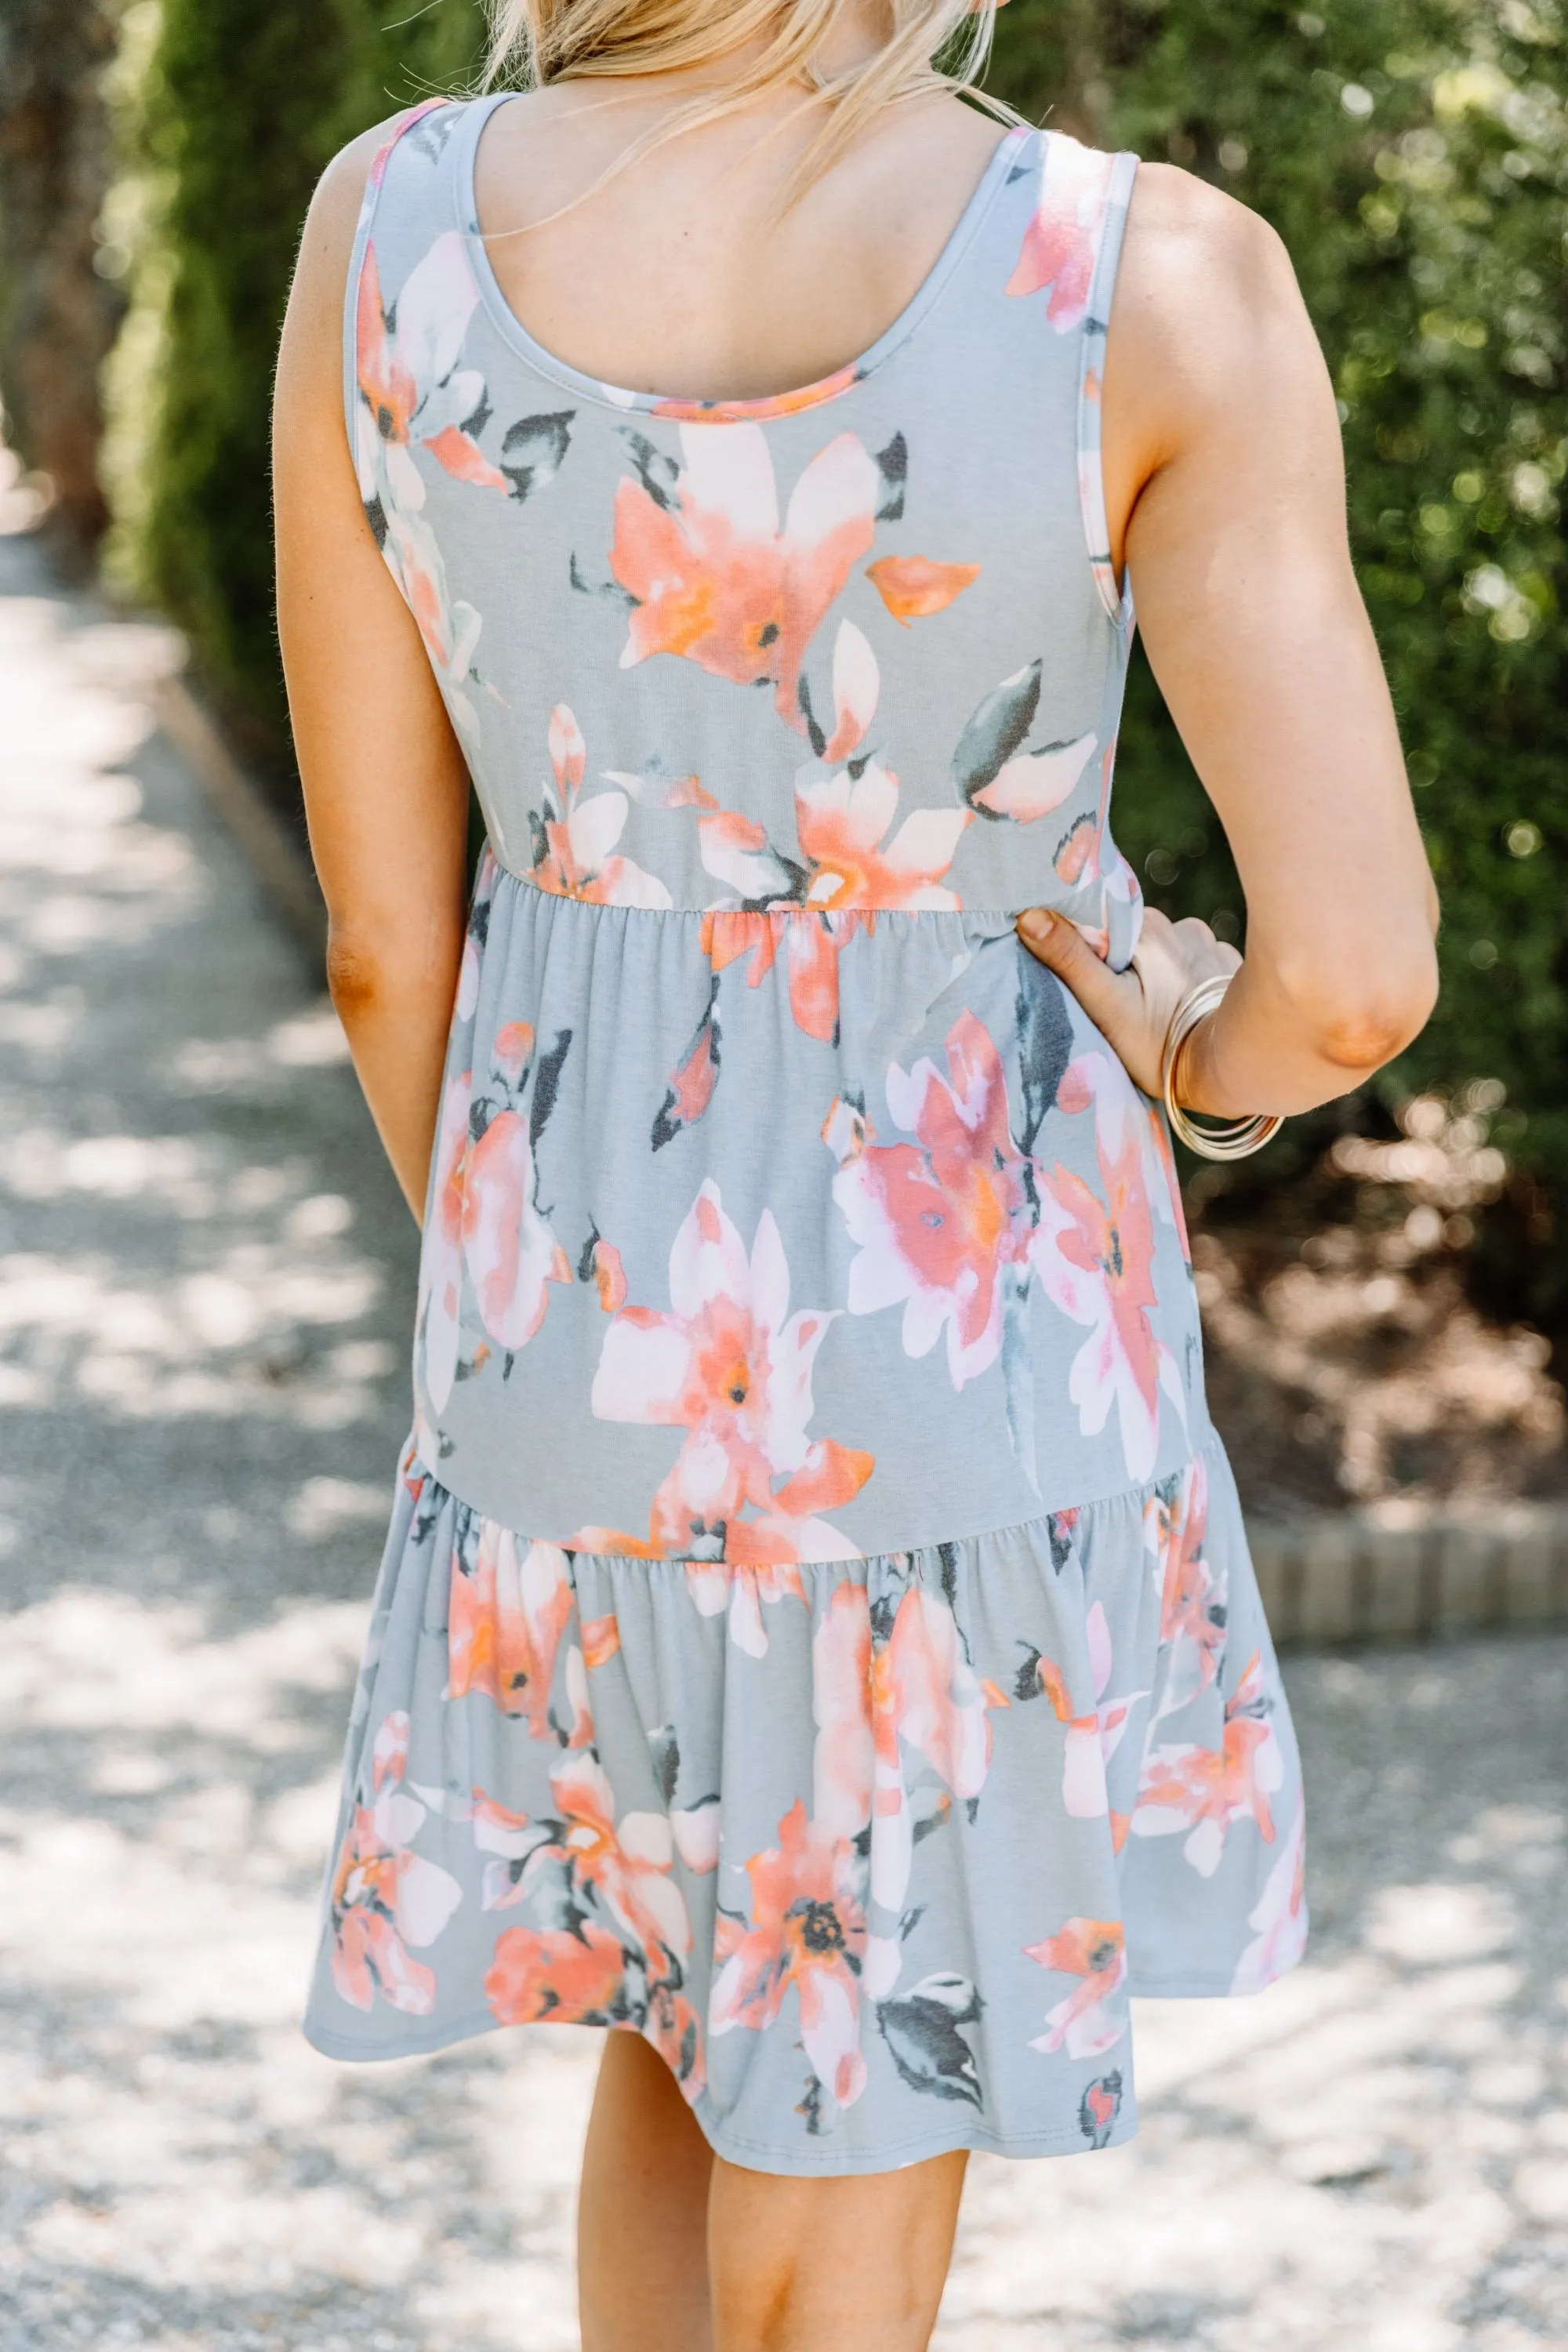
[302,93,1308,2174]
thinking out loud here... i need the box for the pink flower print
[1130,1648,1284,1877]
[328,1711,463,2016]
[610,420,887,728]
[1032,1073,1166,1481]
[528,703,673,908]
[461,1109,572,1350]
[826,1012,1036,1388]
[1058,1046,1189,1262]
[812,1583,876,1838]
[1058,1600,1146,1820]
[455,848,497,1027]
[576,1182,873,1564]
[418,1068,474,1415]
[1005,136,1113,331]
[418,1027,572,1413]
[866,1583,996,1989]
[1230,1800,1308,1993]
[793,623,971,939]
[686,1557,806,1658]
[1144,1457,1225,1722]
[710,1798,869,2118]
[809,1575,999,2000]
[356,233,503,494]
[445,1520,575,1737]
[1025,1916,1128,2060]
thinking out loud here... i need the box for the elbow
[1290,949,1439,1077]
[325,926,392,1021]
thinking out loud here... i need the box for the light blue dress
[302,93,1308,2175]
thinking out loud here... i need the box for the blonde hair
[482,0,1016,209]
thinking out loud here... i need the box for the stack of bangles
[1158,973,1283,1161]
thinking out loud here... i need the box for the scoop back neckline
[454,94,1033,422]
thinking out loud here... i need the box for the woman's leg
[578,2029,717,2352]
[707,2145,968,2352]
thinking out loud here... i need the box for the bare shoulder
[297,116,401,286]
[1111,160,1332,454]
[281,114,409,397]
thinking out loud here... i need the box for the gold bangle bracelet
[1159,975,1283,1162]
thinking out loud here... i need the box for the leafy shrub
[994,0,1568,1326]
[104,0,487,762]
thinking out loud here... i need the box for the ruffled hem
[302,1428,1306,2173]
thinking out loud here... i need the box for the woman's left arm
[1019,163,1439,1118]
[274,128,474,1220]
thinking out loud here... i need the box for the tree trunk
[0,0,123,572]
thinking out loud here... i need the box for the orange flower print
[1230,1801,1308,1993]
[793,627,972,915]
[445,1518,575,1738]
[419,1065,474,1416]
[1130,1649,1284,1877]
[527,703,674,908]
[811,1574,1000,2002]
[1080,2068,1125,2150]
[574,1181,873,1568]
[1025,1916,1128,2060]
[327,1711,463,2017]
[1032,1053,1169,1483]
[1058,1047,1188,1260]
[1005,136,1114,332]
[710,1798,870,2122]
[416,1016,573,1414]
[826,1011,1037,1390]
[354,237,573,758]
[1023,1599,1146,1822]
[866,554,981,626]
[462,1105,572,1348]
[609,419,898,728]
[1143,1456,1225,1723]
[485,1918,628,2024]
[490,1751,695,1964]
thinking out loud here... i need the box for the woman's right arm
[274,129,475,1218]
[1019,162,1439,1117]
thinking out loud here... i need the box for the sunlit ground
[1,528,1564,2350]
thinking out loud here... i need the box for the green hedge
[107,0,488,761]
[105,0,1568,1319]
[993,0,1568,1322]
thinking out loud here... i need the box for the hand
[1015,906,1241,1106]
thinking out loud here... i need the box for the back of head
[485,0,1013,203]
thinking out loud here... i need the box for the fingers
[1016,908,1134,1034]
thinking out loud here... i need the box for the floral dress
[302,93,1308,2174]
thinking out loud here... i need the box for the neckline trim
[455,96,1032,423]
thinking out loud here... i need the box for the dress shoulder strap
[341,96,482,463]
[999,129,1139,621]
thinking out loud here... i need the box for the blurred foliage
[95,0,1568,1324]
[992,0,1568,1330]
[101,0,487,763]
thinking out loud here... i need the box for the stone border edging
[1251,1503,1568,1646]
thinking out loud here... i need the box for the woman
[274,0,1437,2336]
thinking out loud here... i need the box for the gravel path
[1,533,1563,2351]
